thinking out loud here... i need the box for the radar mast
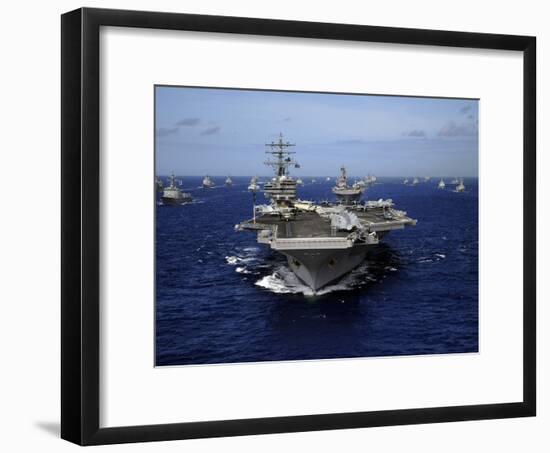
[264,133,299,177]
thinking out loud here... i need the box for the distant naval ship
[332,165,364,204]
[202,175,215,188]
[455,178,465,192]
[438,178,446,189]
[155,176,164,192]
[248,176,259,191]
[364,174,377,186]
[161,174,192,205]
[237,134,417,291]
[225,176,233,186]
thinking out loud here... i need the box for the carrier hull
[282,244,371,291]
[161,195,192,205]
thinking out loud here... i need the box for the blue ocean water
[155,177,478,366]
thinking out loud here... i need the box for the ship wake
[226,246,398,296]
[255,266,354,296]
[255,262,380,296]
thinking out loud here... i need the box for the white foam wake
[255,264,372,296]
[418,253,446,263]
[228,247,388,296]
[255,266,313,295]
[236,266,251,274]
[225,255,239,265]
[225,255,256,265]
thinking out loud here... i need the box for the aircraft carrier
[237,134,417,291]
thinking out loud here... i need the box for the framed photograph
[61,7,536,445]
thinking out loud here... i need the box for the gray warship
[155,176,164,192]
[365,174,377,185]
[332,165,364,204]
[202,175,215,188]
[161,174,192,205]
[237,134,417,291]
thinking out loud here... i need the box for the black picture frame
[61,7,536,446]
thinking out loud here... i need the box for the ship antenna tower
[264,133,299,176]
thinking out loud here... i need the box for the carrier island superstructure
[237,134,417,291]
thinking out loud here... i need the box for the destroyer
[155,176,164,192]
[332,166,364,204]
[364,174,377,187]
[248,176,259,191]
[202,175,215,188]
[237,134,417,291]
[161,174,192,205]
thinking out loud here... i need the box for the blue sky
[155,86,478,177]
